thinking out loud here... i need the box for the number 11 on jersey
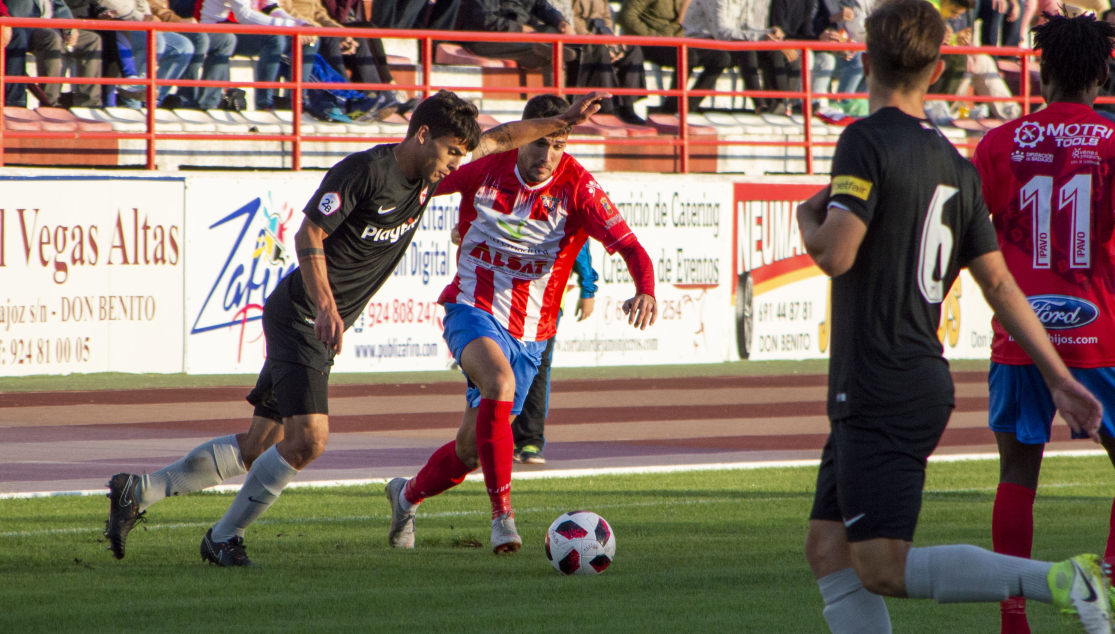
[1020,174,1092,270]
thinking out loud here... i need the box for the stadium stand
[0,11,1047,173]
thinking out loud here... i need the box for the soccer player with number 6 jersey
[384,94,657,554]
[973,13,1115,634]
[798,2,1111,633]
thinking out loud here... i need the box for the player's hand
[559,90,612,126]
[622,294,656,330]
[576,297,594,321]
[315,306,345,354]
[1052,376,1103,442]
[450,226,461,246]
[797,185,829,223]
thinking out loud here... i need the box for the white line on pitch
[0,448,1107,502]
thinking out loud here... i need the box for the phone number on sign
[1,337,92,366]
[358,300,442,330]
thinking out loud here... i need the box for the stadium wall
[0,170,995,376]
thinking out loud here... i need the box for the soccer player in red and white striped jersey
[385,94,657,553]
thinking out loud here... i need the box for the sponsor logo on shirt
[1015,121,1114,149]
[468,242,546,276]
[1072,148,1102,165]
[318,192,341,216]
[1027,294,1099,330]
[830,175,872,201]
[360,217,418,243]
[1012,149,1053,163]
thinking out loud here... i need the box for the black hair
[1033,12,1115,98]
[522,94,570,120]
[406,90,481,152]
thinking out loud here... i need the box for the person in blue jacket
[512,241,598,464]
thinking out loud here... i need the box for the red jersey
[973,102,1115,368]
[435,150,638,342]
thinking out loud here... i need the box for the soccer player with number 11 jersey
[974,13,1115,634]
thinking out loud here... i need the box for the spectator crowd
[0,0,1098,123]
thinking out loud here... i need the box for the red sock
[993,482,1036,634]
[1104,498,1115,568]
[476,398,514,518]
[404,441,473,505]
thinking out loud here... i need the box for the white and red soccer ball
[545,511,616,575]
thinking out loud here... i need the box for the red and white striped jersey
[435,150,637,342]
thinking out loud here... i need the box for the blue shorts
[442,303,549,415]
[988,362,1115,444]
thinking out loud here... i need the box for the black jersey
[264,144,436,368]
[826,107,1000,419]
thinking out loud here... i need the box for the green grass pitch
[1,455,1110,633]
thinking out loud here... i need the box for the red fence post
[678,43,688,174]
[146,25,157,170]
[0,29,6,168]
[423,37,433,99]
[553,37,563,97]
[801,45,813,175]
[292,33,302,171]
[1021,51,1031,116]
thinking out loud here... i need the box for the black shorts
[245,358,330,422]
[809,405,952,542]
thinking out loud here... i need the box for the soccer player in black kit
[799,1,1113,633]
[103,89,610,567]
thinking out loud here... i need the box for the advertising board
[0,176,185,376]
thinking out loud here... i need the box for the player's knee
[285,432,328,467]
[852,559,905,597]
[804,526,846,577]
[480,370,516,401]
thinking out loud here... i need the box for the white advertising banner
[183,171,736,374]
[183,173,462,374]
[732,180,996,361]
[0,176,185,376]
[551,175,734,367]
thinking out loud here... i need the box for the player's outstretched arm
[968,251,1103,441]
[471,91,612,159]
[616,242,657,329]
[295,218,345,354]
[796,187,868,277]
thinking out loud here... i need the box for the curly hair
[1033,12,1115,98]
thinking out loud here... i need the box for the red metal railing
[0,18,1070,173]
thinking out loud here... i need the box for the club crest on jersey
[541,195,558,213]
[1027,295,1099,330]
[361,216,418,243]
[318,192,341,215]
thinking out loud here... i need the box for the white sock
[400,480,419,512]
[209,446,298,543]
[135,435,246,512]
[818,567,892,634]
[905,545,1053,604]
